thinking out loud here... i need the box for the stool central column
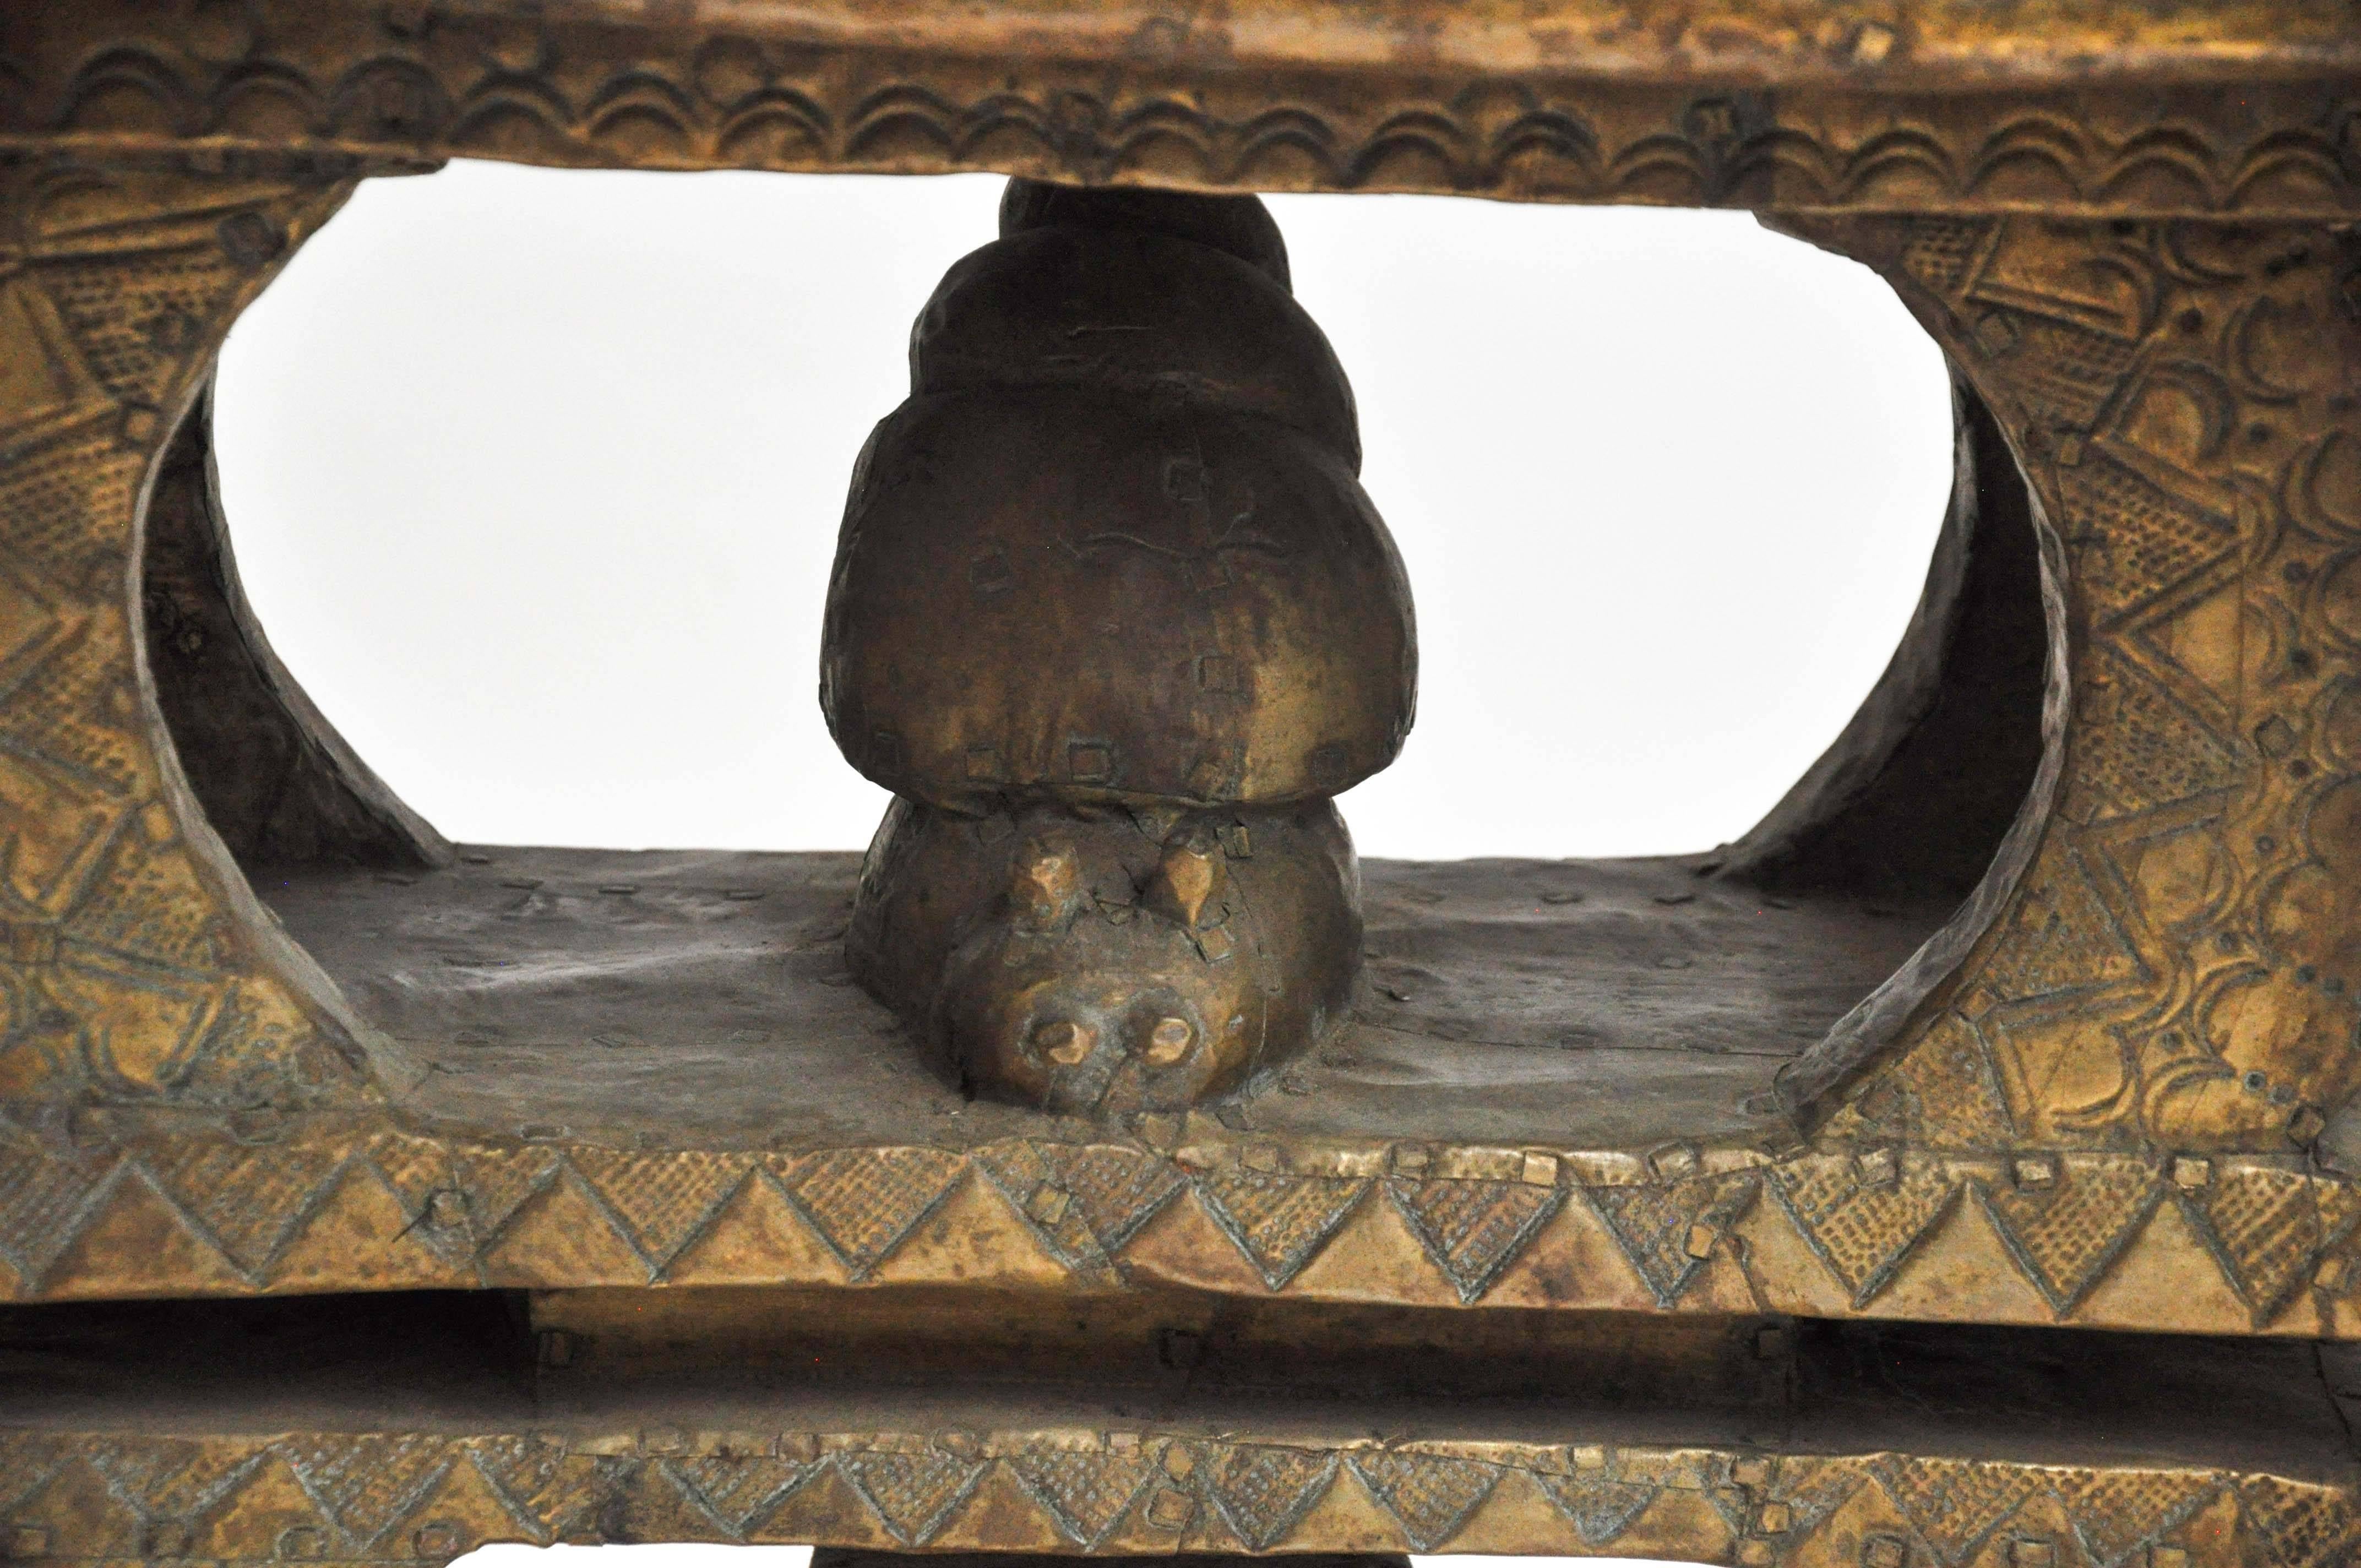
[820,179,1417,1114]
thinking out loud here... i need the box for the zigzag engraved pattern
[0,156,373,1114]
[1797,214,2361,1161]
[6,1120,2357,1335]
[0,1428,2336,1567]
[3,88,2360,1349]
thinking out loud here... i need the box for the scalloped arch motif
[3,18,2361,1333]
[0,5,2355,214]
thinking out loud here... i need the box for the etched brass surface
[0,155,381,1115]
[0,154,2352,1334]
[6,1,2361,1561]
[0,847,2352,1336]
[3,6,2358,217]
[1776,216,2361,1156]
[3,1289,2358,1567]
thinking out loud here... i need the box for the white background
[213,160,1954,864]
[215,165,1954,1568]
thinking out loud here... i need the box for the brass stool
[1,6,2358,1568]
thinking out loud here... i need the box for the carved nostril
[1144,1016,1196,1065]
[1032,1017,1096,1065]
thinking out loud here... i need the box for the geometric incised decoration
[1530,1463,1661,1548]
[0,1124,113,1288]
[771,1148,966,1280]
[2243,1476,2361,1568]
[1868,1455,2049,1568]
[1963,217,2148,346]
[1385,1177,1565,1304]
[1346,1449,1502,1550]
[1754,1456,1863,1549]
[7,11,2361,1568]
[449,1145,565,1246]
[2058,455,2240,626]
[2068,653,2244,824]
[6,5,2359,220]
[4,1425,2346,1566]
[1003,1439,1163,1550]
[280,1434,460,1554]
[2051,1469,2223,1568]
[835,1446,991,1548]
[137,1136,352,1279]
[1200,1445,1339,1550]
[1190,1170,1370,1291]
[659,1454,828,1540]
[356,1132,471,1269]
[1767,1153,1962,1307]
[1580,1173,1759,1309]
[970,1140,1186,1271]
[84,1437,262,1522]
[0,154,376,1115]
[1784,211,2361,1156]
[3,1120,2361,1333]
[8,81,2361,1568]
[1976,1159,2166,1315]
[562,1147,753,1273]
[2178,1165,2353,1327]
[1970,848,2146,1009]
[1869,1009,2017,1149]
[468,1436,584,1543]
[7,20,2358,1184]
[0,271,114,456]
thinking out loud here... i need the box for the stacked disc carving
[822,178,1415,1113]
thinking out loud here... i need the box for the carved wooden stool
[2,6,2359,1568]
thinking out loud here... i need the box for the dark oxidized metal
[2,3,2360,1565]
[825,181,1413,1111]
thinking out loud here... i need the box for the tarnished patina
[824,180,1412,1112]
[2,2,2359,1565]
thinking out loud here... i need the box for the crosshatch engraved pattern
[1,5,2360,1345]
[1,162,2360,1333]
[9,7,2361,1565]
[1785,217,2361,1165]
[0,1427,2351,1568]
[4,1121,2361,1340]
[0,155,377,1118]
